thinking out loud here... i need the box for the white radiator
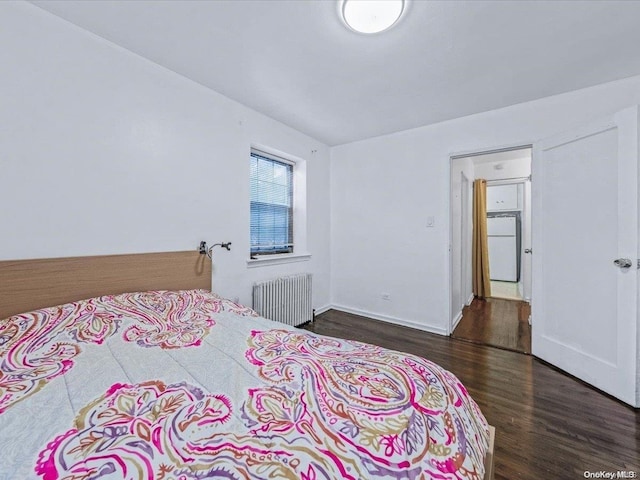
[252,273,313,326]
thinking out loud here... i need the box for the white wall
[0,2,331,311]
[331,73,640,334]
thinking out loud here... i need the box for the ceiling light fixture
[341,0,405,34]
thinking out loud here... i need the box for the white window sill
[247,253,311,268]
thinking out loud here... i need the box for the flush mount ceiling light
[341,0,405,34]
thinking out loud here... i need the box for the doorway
[448,107,639,406]
[449,147,532,354]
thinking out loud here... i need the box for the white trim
[250,143,304,166]
[313,304,332,316]
[447,155,453,344]
[449,142,534,160]
[251,148,296,167]
[466,293,475,306]
[541,334,618,368]
[246,253,311,268]
[485,177,529,186]
[451,309,463,332]
[330,304,449,336]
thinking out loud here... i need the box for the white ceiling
[30,0,640,146]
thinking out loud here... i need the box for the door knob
[613,258,633,269]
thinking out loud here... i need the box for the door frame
[460,171,471,309]
[448,143,533,335]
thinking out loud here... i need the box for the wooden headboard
[0,251,212,319]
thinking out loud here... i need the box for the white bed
[0,252,492,479]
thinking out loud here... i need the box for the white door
[532,106,638,407]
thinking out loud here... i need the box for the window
[250,150,294,257]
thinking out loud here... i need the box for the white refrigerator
[487,215,518,282]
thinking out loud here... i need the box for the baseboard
[313,304,332,316]
[329,304,448,336]
[451,310,463,332]
[466,293,475,306]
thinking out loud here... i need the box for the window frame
[250,149,295,259]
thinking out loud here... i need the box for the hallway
[452,297,531,354]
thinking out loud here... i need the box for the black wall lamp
[199,240,232,259]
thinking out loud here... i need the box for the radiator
[252,273,313,326]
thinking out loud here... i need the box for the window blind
[250,151,293,256]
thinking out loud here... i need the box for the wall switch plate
[426,216,435,227]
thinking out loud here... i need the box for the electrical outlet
[382,293,391,301]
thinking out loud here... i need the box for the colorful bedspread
[0,290,489,479]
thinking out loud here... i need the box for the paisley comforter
[0,290,489,479]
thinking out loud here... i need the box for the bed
[0,251,493,479]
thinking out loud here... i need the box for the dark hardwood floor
[453,297,532,354]
[303,310,639,480]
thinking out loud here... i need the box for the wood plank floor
[303,310,639,480]
[453,297,531,354]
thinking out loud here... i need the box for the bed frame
[0,250,211,320]
[485,425,495,480]
[0,250,495,479]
